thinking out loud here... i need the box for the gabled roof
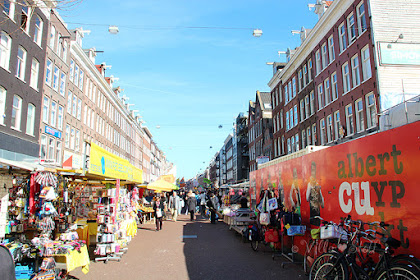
[257,91,272,112]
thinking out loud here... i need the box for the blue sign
[45,126,62,138]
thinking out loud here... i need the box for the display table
[54,245,90,274]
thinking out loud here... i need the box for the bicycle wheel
[391,254,420,272]
[251,240,259,251]
[311,252,348,280]
[376,264,420,280]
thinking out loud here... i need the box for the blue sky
[60,0,318,180]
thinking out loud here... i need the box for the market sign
[379,42,420,65]
[45,126,62,138]
[62,151,82,169]
[89,142,143,183]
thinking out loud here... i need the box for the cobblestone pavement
[71,213,305,280]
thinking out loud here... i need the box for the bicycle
[312,216,420,280]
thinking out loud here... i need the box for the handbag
[264,228,279,243]
[259,213,270,225]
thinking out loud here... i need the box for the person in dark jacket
[153,196,165,231]
[186,190,197,221]
[207,192,220,224]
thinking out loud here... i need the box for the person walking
[199,191,207,217]
[207,192,220,224]
[186,190,197,221]
[153,196,164,231]
[168,191,181,222]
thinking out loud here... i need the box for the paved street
[71,213,304,280]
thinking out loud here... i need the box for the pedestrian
[207,192,220,224]
[181,191,188,215]
[200,191,207,217]
[240,192,249,209]
[168,191,181,222]
[153,196,164,231]
[186,190,197,221]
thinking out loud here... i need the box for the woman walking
[153,196,165,231]
[186,190,197,221]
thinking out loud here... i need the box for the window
[300,99,305,121]
[83,105,87,125]
[59,72,66,96]
[87,108,91,129]
[11,95,22,130]
[48,138,54,160]
[334,110,341,140]
[331,72,338,101]
[317,84,324,110]
[72,96,77,117]
[327,115,333,143]
[308,59,312,81]
[289,109,294,128]
[53,66,59,91]
[0,31,12,70]
[70,127,75,149]
[42,96,49,124]
[286,111,290,131]
[303,64,307,85]
[50,101,57,127]
[33,15,43,46]
[287,138,291,154]
[320,119,326,145]
[307,127,311,146]
[280,109,283,128]
[25,103,35,136]
[30,58,39,90]
[361,46,372,81]
[292,77,296,98]
[295,134,299,151]
[357,2,367,35]
[3,0,15,19]
[305,95,310,119]
[291,137,295,153]
[284,85,288,104]
[40,135,47,159]
[288,82,292,101]
[312,123,317,145]
[351,55,361,87]
[69,60,74,82]
[74,64,79,87]
[16,46,27,80]
[0,87,6,125]
[339,23,347,52]
[57,33,62,56]
[62,41,68,60]
[321,43,328,69]
[75,130,80,151]
[79,70,84,90]
[293,105,298,127]
[77,98,81,120]
[45,60,52,86]
[56,141,62,165]
[302,130,306,149]
[67,91,72,114]
[347,13,356,43]
[315,50,321,75]
[328,35,335,63]
[324,78,331,105]
[345,104,354,136]
[49,24,56,50]
[310,91,315,115]
[366,92,377,128]
[298,70,302,91]
[342,62,351,93]
[20,1,30,33]
[57,106,63,130]
[355,98,364,132]
[65,125,70,148]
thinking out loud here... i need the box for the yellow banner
[159,174,175,184]
[88,142,143,183]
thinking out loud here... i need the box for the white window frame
[321,43,328,69]
[361,45,372,81]
[286,111,290,131]
[317,84,324,110]
[72,95,77,117]
[320,118,326,145]
[327,114,333,143]
[365,92,377,129]
[74,64,79,87]
[53,65,59,91]
[65,125,70,148]
[26,103,35,136]
[347,13,356,43]
[77,98,82,120]
[339,22,347,53]
[300,99,305,122]
[3,0,16,20]
[49,24,56,50]
[45,60,52,86]
[48,137,55,160]
[292,77,297,98]
[0,31,12,71]
[293,105,298,127]
[16,46,27,81]
[33,15,43,46]
[40,135,47,159]
[324,78,331,106]
[11,95,22,130]
[345,104,354,136]
[328,35,335,63]
[57,105,63,130]
[50,101,57,128]
[331,72,338,101]
[298,70,302,91]
[308,59,312,81]
[310,91,315,115]
[79,69,84,90]
[0,87,6,125]
[304,95,310,119]
[307,127,311,146]
[355,98,365,133]
[42,96,49,124]
[334,110,341,140]
[315,50,321,75]
[342,62,351,94]
[312,123,317,145]
[70,127,75,150]
[303,64,307,85]
[69,59,74,82]
[56,141,62,165]
[351,54,361,88]
[20,1,31,34]
[59,72,66,96]
[30,58,39,90]
[67,91,72,114]
[75,129,80,151]
[357,2,367,36]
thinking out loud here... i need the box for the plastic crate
[15,264,35,280]
[320,224,348,240]
[287,225,306,236]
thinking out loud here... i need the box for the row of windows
[40,135,62,164]
[42,96,64,131]
[66,91,82,121]
[64,124,80,152]
[49,24,68,61]
[69,59,84,91]
[46,60,66,95]
[0,86,36,135]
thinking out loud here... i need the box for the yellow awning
[147,179,178,192]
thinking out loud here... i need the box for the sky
[59,0,319,180]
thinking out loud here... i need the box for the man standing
[207,192,220,224]
[186,190,197,221]
[168,191,181,222]
[199,191,207,217]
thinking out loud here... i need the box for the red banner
[250,121,420,257]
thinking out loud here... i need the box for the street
[71,213,304,280]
